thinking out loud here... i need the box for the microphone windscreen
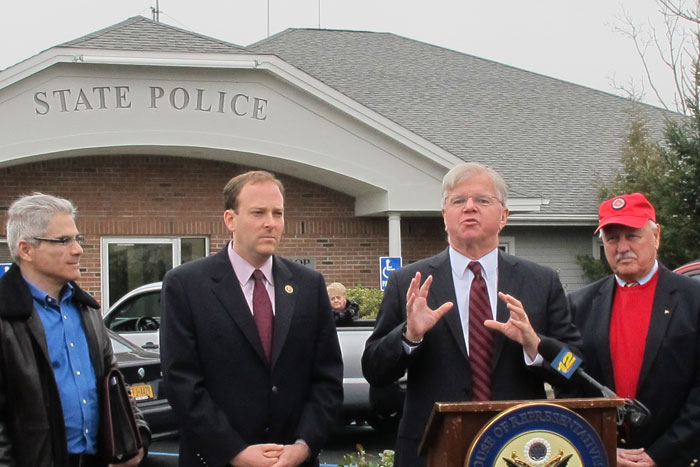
[538,337,564,363]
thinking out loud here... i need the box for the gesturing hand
[484,292,540,359]
[404,272,453,342]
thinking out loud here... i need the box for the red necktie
[468,261,493,401]
[252,269,274,362]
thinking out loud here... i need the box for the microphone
[538,339,650,428]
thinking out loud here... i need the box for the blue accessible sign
[379,256,402,291]
[0,263,11,278]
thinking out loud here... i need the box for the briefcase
[100,368,143,463]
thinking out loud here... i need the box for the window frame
[100,236,208,312]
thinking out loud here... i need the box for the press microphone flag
[549,346,582,379]
[537,338,650,427]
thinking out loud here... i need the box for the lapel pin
[285,285,293,294]
[664,309,671,315]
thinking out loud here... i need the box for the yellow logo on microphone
[557,351,577,373]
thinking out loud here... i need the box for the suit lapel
[210,249,268,363]
[592,277,616,386]
[271,258,297,368]
[492,251,516,369]
[638,268,674,386]
[427,250,468,360]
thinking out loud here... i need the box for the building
[0,16,671,310]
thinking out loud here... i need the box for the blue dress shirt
[26,280,99,455]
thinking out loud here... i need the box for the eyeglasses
[33,234,86,246]
[446,194,503,209]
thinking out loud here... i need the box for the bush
[346,286,384,320]
[575,254,611,284]
[342,444,394,467]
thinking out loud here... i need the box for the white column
[388,212,402,258]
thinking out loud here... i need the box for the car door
[104,283,162,351]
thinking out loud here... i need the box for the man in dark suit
[567,193,700,467]
[160,171,343,467]
[362,162,582,467]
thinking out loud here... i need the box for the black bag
[100,368,143,463]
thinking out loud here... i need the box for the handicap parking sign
[0,263,10,278]
[379,256,402,291]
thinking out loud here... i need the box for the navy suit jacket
[362,249,582,467]
[567,265,700,466]
[160,248,343,467]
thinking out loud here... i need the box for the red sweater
[609,273,659,399]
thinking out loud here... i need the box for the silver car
[104,282,404,430]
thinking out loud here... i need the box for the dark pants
[67,453,101,467]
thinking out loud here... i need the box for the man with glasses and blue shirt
[362,162,582,467]
[0,192,144,467]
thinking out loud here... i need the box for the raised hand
[404,272,453,342]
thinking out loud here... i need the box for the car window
[106,291,161,332]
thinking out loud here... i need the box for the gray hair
[6,193,77,262]
[599,220,659,238]
[441,162,508,208]
[327,282,347,296]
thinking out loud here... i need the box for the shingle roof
[249,29,675,215]
[59,16,250,54]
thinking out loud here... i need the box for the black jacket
[0,263,141,467]
[160,249,343,467]
[567,265,700,466]
[333,300,359,326]
[362,249,582,467]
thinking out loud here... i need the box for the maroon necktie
[252,269,274,362]
[468,261,493,401]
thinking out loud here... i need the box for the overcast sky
[0,0,682,109]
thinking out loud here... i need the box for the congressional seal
[464,402,609,467]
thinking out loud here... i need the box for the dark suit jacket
[362,249,582,467]
[567,265,700,466]
[160,248,343,467]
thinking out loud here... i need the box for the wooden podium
[419,398,624,466]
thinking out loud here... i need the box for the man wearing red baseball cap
[567,193,700,466]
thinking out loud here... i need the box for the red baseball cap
[595,193,656,233]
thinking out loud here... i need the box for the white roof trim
[0,47,464,174]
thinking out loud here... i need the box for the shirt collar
[227,241,274,285]
[614,259,659,287]
[22,276,74,306]
[449,246,499,281]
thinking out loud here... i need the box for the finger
[498,291,524,308]
[406,273,420,300]
[262,443,285,450]
[434,302,454,318]
[484,319,506,332]
[418,274,434,297]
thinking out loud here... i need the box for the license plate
[130,384,154,401]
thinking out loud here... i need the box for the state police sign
[379,256,401,291]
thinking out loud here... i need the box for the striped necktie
[252,269,274,362]
[468,261,493,401]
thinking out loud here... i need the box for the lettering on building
[33,84,269,121]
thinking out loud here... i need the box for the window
[499,236,515,254]
[0,239,10,278]
[101,237,207,310]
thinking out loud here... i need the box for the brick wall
[0,155,447,303]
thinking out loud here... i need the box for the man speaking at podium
[362,163,582,467]
[568,193,700,466]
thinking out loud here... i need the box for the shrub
[346,286,384,320]
[342,444,394,467]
